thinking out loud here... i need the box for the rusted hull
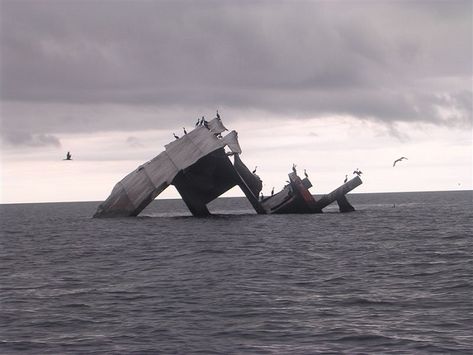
[261,174,362,214]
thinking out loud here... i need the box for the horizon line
[1,189,471,205]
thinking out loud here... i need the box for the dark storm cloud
[0,0,471,139]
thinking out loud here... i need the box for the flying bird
[393,157,408,167]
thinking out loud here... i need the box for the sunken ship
[93,115,362,218]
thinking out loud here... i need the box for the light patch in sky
[1,116,471,204]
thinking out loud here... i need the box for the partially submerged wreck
[93,116,362,218]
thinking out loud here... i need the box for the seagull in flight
[393,156,408,167]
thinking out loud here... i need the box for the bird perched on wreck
[183,127,187,135]
[200,116,209,128]
[64,151,72,160]
[393,156,408,167]
[292,164,297,174]
[173,133,179,140]
[216,110,221,119]
[304,169,308,178]
[353,168,362,176]
[344,175,348,183]
[252,166,257,174]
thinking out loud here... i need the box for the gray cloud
[126,136,143,148]
[1,0,471,141]
[2,131,61,147]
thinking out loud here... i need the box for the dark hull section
[262,174,361,214]
[314,176,362,212]
[172,149,239,216]
[172,149,266,216]
[233,154,265,214]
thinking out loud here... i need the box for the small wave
[342,297,397,306]
[0,340,50,351]
[198,249,226,254]
[138,212,193,218]
[63,303,91,309]
[437,281,472,290]
[321,275,349,283]
[336,333,393,342]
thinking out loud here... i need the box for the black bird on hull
[353,168,362,177]
[64,152,72,160]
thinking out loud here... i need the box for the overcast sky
[1,0,472,203]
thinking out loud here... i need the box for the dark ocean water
[1,191,472,354]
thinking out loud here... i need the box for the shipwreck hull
[93,116,363,217]
[232,154,265,214]
[314,176,362,212]
[93,118,242,217]
[261,174,362,214]
[172,149,240,216]
[261,173,318,214]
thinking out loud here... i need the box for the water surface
[1,191,472,353]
